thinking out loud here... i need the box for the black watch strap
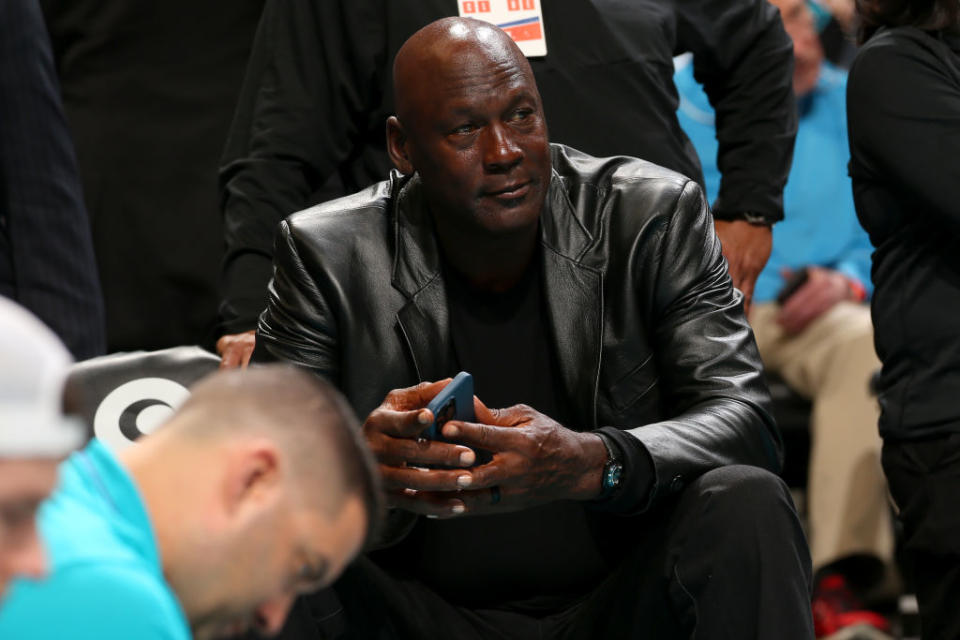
[712,210,775,226]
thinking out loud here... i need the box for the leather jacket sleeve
[254,218,342,380]
[600,180,782,514]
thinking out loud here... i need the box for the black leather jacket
[257,145,781,535]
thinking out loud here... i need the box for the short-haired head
[153,365,383,638]
[167,365,383,545]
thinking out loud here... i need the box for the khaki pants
[751,302,893,572]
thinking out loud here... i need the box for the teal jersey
[0,439,190,639]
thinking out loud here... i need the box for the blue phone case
[423,371,475,440]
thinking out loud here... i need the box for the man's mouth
[486,181,531,200]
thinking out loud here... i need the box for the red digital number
[478,0,490,11]
[523,0,534,8]
[507,0,519,9]
[463,1,476,12]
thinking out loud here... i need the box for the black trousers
[276,465,813,640]
[883,434,960,640]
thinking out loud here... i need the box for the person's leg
[883,435,960,640]
[751,302,893,576]
[267,555,542,640]
[558,465,813,640]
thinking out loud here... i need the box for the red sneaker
[812,574,891,638]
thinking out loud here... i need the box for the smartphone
[775,267,810,305]
[422,371,475,440]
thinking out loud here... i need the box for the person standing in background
[677,1,893,636]
[847,0,960,637]
[215,0,799,368]
[40,0,265,353]
[0,0,105,360]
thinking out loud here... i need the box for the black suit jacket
[256,145,781,542]
[0,0,104,360]
[40,0,264,352]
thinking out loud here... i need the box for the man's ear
[223,442,282,518]
[386,116,415,175]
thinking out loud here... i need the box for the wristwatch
[712,209,776,226]
[596,432,623,501]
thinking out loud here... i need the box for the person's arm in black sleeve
[595,181,781,515]
[674,0,797,309]
[847,32,960,232]
[676,0,796,223]
[219,0,385,340]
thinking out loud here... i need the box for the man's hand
[389,402,607,519]
[776,266,853,335]
[714,220,773,313]
[363,380,481,516]
[217,330,256,369]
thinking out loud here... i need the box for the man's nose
[482,123,523,172]
[254,593,296,636]
[3,532,48,581]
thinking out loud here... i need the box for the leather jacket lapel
[390,174,452,383]
[541,173,603,429]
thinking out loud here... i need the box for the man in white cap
[0,296,85,599]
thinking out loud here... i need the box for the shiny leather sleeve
[622,180,782,511]
[255,218,341,381]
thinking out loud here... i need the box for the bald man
[217,0,799,367]
[256,18,813,639]
[0,366,382,639]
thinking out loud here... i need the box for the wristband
[712,210,776,226]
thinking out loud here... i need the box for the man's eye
[451,124,476,135]
[508,109,532,122]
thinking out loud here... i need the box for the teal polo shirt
[0,439,190,639]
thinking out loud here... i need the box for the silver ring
[490,486,501,505]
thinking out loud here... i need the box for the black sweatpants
[883,434,960,640]
[275,465,813,640]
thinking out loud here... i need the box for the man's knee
[669,465,811,589]
[684,465,799,532]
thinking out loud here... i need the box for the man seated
[255,17,813,639]
[0,364,382,639]
[675,0,892,636]
[0,297,85,600]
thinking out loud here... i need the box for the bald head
[385,17,551,252]
[393,17,536,128]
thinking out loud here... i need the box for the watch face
[604,461,624,490]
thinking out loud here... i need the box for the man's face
[185,493,367,639]
[772,0,824,97]
[396,45,551,239]
[0,459,59,599]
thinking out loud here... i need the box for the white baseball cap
[0,297,85,458]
